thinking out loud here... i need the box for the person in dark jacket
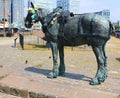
[19,30,24,50]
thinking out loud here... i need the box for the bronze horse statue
[25,3,114,85]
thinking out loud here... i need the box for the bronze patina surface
[25,2,114,85]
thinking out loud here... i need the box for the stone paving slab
[0,68,21,98]
[0,68,119,98]
[0,68,12,80]
[0,92,22,98]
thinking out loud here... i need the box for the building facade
[95,10,110,20]
[12,0,24,25]
[57,0,69,11]
[29,0,55,11]
[57,0,80,14]
[57,0,110,19]
[0,0,11,22]
[0,0,24,26]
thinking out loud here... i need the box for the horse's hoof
[59,66,65,76]
[47,72,58,78]
[97,73,107,83]
[98,75,107,83]
[89,78,100,85]
[98,77,105,83]
[59,72,65,76]
[104,74,108,79]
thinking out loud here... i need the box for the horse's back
[63,13,111,40]
[59,13,111,46]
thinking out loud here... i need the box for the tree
[114,24,120,30]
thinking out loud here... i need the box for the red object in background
[0,22,5,24]
[8,13,11,17]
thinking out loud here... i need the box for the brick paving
[0,36,120,98]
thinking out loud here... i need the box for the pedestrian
[13,31,18,48]
[19,30,24,50]
[14,37,18,47]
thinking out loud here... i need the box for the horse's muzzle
[25,21,32,28]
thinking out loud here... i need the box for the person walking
[19,29,24,50]
[14,37,18,47]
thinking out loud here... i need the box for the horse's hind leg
[102,42,108,79]
[90,45,107,85]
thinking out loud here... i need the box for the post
[8,13,11,36]
[3,0,6,37]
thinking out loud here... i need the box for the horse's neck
[43,21,59,35]
[38,17,44,25]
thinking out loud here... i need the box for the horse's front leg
[58,44,65,76]
[47,41,59,78]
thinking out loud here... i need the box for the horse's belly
[63,36,88,46]
[62,36,106,47]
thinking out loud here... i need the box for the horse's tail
[107,21,115,39]
[109,21,115,35]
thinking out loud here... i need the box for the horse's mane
[38,8,51,17]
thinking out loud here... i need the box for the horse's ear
[31,2,34,8]
[70,12,74,17]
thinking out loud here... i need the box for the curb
[0,74,119,98]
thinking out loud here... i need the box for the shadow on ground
[25,67,91,82]
[116,58,120,62]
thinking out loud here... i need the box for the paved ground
[0,36,120,98]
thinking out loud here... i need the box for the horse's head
[25,2,50,28]
[25,2,39,28]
